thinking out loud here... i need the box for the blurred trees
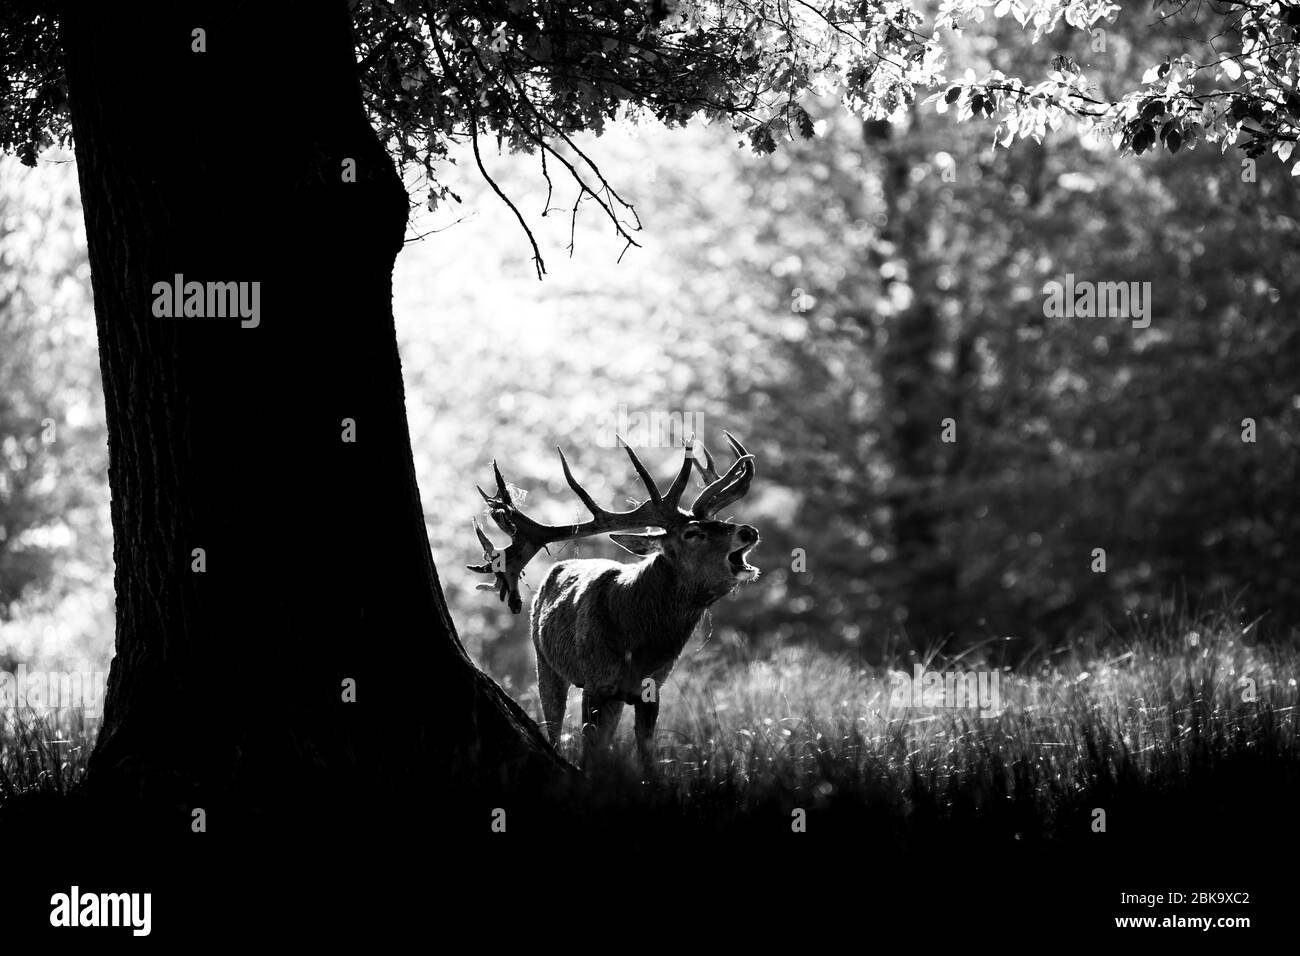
[400,9,1300,681]
[642,14,1300,656]
[0,156,110,667]
[2,11,1296,692]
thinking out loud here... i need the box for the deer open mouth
[728,546,758,580]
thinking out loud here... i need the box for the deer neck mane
[629,554,710,637]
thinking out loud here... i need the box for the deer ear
[609,532,666,555]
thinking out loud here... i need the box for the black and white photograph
[1,0,1297,940]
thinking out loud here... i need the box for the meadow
[6,609,1295,834]
[5,608,1293,933]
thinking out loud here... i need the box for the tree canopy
[4,1,1299,272]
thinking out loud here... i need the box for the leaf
[794,105,816,139]
[945,86,962,104]
[1132,123,1155,154]
[749,124,777,155]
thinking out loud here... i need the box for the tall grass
[523,611,1298,847]
[0,710,95,804]
[4,611,1297,849]
[5,614,1291,933]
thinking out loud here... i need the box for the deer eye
[683,527,705,541]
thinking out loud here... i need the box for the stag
[469,433,760,768]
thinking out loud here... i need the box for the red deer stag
[469,433,760,768]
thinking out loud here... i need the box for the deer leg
[580,690,601,763]
[535,653,568,746]
[633,695,660,775]
[581,689,624,766]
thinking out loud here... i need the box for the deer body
[531,552,730,764]
[532,556,702,704]
[470,433,760,768]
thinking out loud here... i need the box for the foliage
[349,0,938,272]
[0,156,108,633]
[353,0,1300,258]
[3,13,1296,677]
[385,35,1298,672]
[0,1,65,166]
[0,0,1296,699]
[632,8,1300,654]
[935,0,1300,167]
[5,2,1298,265]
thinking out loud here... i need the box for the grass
[4,611,1297,848]
[0,709,95,804]
[3,612,1296,932]
[504,610,1299,856]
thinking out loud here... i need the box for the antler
[689,430,755,519]
[469,437,698,613]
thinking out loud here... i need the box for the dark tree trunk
[863,118,961,643]
[58,0,563,821]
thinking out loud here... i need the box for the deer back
[532,556,705,696]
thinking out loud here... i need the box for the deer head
[469,432,760,612]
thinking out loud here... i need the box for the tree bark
[58,0,563,821]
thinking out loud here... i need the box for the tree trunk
[863,118,960,643]
[58,0,563,822]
